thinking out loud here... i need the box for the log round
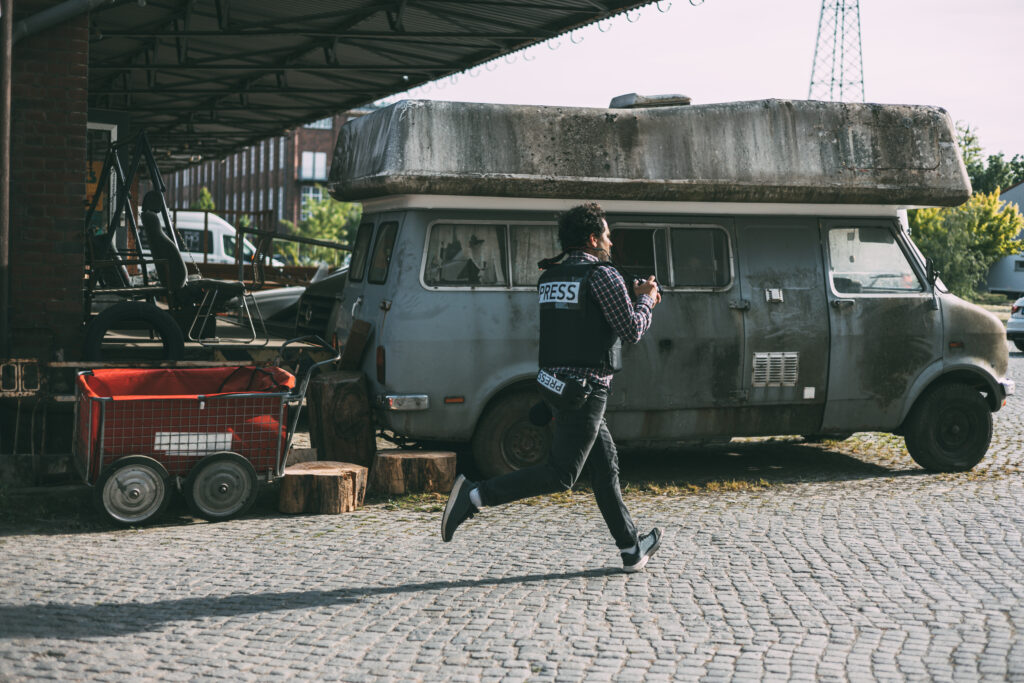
[368,450,457,495]
[305,371,376,469]
[278,461,368,514]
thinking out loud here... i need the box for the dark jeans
[477,387,638,549]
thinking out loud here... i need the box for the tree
[279,186,361,266]
[957,123,1024,196]
[190,186,216,211]
[971,153,1024,196]
[957,123,984,181]
[909,190,1023,297]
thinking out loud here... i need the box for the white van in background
[138,210,283,267]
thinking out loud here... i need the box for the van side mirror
[926,258,939,286]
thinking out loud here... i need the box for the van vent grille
[752,352,799,387]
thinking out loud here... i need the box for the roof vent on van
[608,93,691,109]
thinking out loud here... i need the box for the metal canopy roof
[88,0,651,167]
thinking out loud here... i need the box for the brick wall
[9,5,89,359]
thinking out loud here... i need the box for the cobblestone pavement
[2,351,1024,681]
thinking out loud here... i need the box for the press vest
[538,262,623,372]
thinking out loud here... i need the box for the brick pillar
[9,4,88,360]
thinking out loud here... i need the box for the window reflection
[425,224,508,286]
[828,227,922,293]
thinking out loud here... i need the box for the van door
[330,217,378,344]
[736,217,830,435]
[820,220,940,431]
[605,220,745,441]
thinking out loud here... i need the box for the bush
[909,190,1023,297]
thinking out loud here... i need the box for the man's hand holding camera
[633,275,661,307]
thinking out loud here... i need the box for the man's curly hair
[557,202,606,251]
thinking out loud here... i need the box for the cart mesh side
[74,367,297,484]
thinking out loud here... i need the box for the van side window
[610,228,667,284]
[670,228,730,288]
[827,227,923,293]
[424,224,509,287]
[348,220,375,282]
[223,234,255,260]
[510,224,559,287]
[368,221,399,284]
[179,229,213,254]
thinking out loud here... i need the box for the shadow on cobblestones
[618,437,922,490]
[0,567,617,639]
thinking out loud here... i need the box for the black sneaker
[441,474,477,542]
[621,528,662,573]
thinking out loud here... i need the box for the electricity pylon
[808,0,865,102]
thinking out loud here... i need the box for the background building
[161,113,359,229]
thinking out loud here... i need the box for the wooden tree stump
[305,370,375,469]
[368,450,457,495]
[278,461,368,514]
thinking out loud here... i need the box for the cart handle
[279,335,342,400]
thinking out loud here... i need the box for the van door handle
[831,298,855,309]
[351,295,363,318]
[728,299,750,311]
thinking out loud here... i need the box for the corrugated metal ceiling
[88,0,652,166]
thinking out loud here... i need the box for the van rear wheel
[471,390,552,478]
[903,383,992,472]
[1014,340,1024,352]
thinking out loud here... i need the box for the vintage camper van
[326,99,1013,476]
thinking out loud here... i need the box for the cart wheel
[94,456,171,526]
[184,452,259,522]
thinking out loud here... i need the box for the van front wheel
[903,383,992,472]
[471,390,552,478]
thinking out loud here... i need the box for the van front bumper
[379,394,430,411]
[1000,378,1015,398]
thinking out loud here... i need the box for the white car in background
[1007,296,1024,352]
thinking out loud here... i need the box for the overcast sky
[386,0,1022,159]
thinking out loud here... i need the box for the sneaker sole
[441,474,468,542]
[622,532,663,573]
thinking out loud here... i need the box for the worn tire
[471,389,552,478]
[903,383,992,472]
[83,301,185,361]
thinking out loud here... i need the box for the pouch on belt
[536,370,592,410]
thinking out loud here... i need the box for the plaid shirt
[544,250,654,387]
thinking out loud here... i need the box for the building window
[279,137,285,170]
[259,142,265,173]
[300,151,327,181]
[268,141,275,172]
[300,185,324,220]
[278,187,284,219]
[304,117,333,130]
